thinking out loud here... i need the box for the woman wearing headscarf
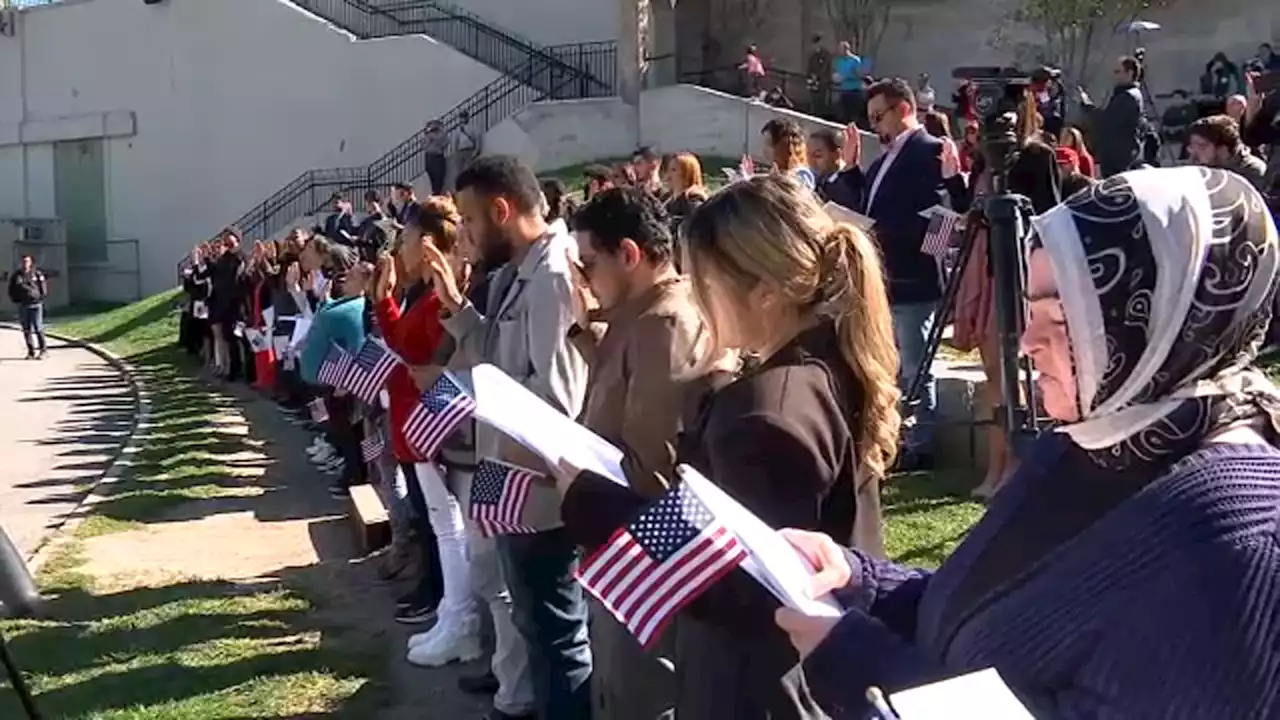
[774,167,1280,718]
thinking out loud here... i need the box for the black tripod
[0,526,44,719]
[904,114,1042,447]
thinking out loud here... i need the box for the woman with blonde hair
[1059,125,1097,177]
[664,151,710,236]
[555,174,901,717]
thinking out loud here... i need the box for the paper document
[677,466,841,618]
[722,168,745,183]
[288,317,312,350]
[467,364,628,486]
[244,327,270,353]
[823,202,876,232]
[890,669,1033,719]
[918,204,964,223]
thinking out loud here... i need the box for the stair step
[347,483,391,555]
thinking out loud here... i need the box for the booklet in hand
[888,668,1032,718]
[823,202,876,233]
[677,465,841,618]
[467,364,628,486]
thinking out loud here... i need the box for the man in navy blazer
[825,77,963,469]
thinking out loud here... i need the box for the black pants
[323,392,365,489]
[238,336,256,385]
[399,461,444,608]
[425,153,447,194]
[840,90,866,128]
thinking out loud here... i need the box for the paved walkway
[0,327,134,558]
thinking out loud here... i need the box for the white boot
[406,611,483,667]
[405,532,479,650]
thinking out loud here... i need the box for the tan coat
[576,276,704,498]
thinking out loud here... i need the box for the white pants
[452,467,536,716]
[412,462,478,623]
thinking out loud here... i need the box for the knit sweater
[800,434,1280,719]
[374,290,446,462]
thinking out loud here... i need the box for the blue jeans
[498,529,592,719]
[892,302,937,452]
[18,303,46,355]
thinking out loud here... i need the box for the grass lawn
[543,156,740,196]
[0,291,381,719]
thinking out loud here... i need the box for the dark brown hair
[1188,115,1242,152]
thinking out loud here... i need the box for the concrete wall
[639,85,883,168]
[482,97,639,171]
[684,0,1279,100]
[0,0,500,295]
[449,0,619,46]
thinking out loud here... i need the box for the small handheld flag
[921,212,961,259]
[360,431,386,463]
[317,344,354,387]
[343,339,399,404]
[403,372,476,459]
[575,482,747,649]
[469,458,542,537]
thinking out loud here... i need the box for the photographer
[1076,56,1145,177]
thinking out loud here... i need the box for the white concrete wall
[0,0,500,295]
[482,97,638,171]
[639,85,883,168]
[449,0,619,46]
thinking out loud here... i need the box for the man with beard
[421,156,591,720]
[1186,114,1268,192]
[1076,56,1145,177]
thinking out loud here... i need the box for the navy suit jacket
[827,129,954,305]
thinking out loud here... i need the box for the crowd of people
[170,63,1280,719]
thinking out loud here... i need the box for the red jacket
[374,291,446,462]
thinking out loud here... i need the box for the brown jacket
[575,277,704,498]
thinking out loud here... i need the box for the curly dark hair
[571,187,673,265]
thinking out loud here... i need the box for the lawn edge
[2,323,151,575]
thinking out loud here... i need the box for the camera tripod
[904,123,1043,447]
[0,525,44,719]
[0,630,40,719]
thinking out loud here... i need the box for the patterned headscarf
[1030,166,1280,470]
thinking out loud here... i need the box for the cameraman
[1076,56,1145,177]
[1031,67,1065,140]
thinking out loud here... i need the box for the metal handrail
[230,48,616,239]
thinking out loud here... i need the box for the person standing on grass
[8,254,48,360]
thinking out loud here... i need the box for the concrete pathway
[0,327,134,558]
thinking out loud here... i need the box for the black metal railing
[230,47,616,239]
[291,0,615,96]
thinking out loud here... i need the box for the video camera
[952,66,1056,172]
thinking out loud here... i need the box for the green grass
[0,291,384,719]
[883,471,986,568]
[543,156,740,196]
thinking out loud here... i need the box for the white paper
[244,327,270,353]
[262,306,276,333]
[722,168,744,183]
[890,669,1033,719]
[192,301,209,320]
[677,466,841,618]
[467,364,627,485]
[823,202,876,232]
[271,335,289,359]
[288,317,312,350]
[917,204,962,221]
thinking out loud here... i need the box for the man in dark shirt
[320,193,359,246]
[808,127,861,209]
[7,254,48,359]
[389,182,419,226]
[1077,56,1145,177]
[806,35,833,116]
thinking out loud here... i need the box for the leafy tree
[824,0,895,62]
[997,0,1178,85]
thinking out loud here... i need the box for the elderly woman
[776,167,1280,718]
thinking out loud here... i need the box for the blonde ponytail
[822,224,901,486]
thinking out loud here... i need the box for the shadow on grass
[883,470,980,517]
[0,571,388,719]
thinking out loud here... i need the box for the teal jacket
[299,296,367,385]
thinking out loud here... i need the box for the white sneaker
[307,438,327,454]
[310,448,337,464]
[405,615,482,668]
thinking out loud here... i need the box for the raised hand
[564,249,597,328]
[940,137,961,179]
[740,154,756,177]
[842,124,862,168]
[421,238,464,312]
[373,253,397,300]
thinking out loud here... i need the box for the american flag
[921,211,961,258]
[360,431,385,463]
[308,397,329,424]
[403,372,475,459]
[317,344,354,387]
[575,482,748,649]
[469,458,541,538]
[342,339,399,404]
